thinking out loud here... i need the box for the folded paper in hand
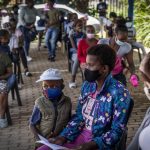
[36,134,67,150]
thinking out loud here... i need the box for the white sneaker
[26,56,32,62]
[69,82,77,89]
[0,118,8,128]
[57,41,62,48]
[18,84,22,90]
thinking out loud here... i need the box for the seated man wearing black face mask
[38,45,131,150]
[29,68,72,149]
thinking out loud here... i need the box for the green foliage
[88,6,98,18]
[0,0,10,7]
[134,0,150,47]
[68,0,89,13]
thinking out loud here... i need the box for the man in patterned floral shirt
[37,44,132,150]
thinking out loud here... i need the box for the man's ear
[103,65,109,74]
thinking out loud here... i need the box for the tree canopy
[134,0,150,47]
[0,0,10,7]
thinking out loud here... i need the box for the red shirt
[77,39,98,64]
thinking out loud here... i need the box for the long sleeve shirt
[18,6,38,27]
[60,75,131,150]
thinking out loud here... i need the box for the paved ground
[0,43,150,150]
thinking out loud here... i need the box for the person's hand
[49,136,67,145]
[47,132,55,139]
[129,74,139,87]
[80,63,86,70]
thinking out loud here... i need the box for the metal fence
[89,0,128,18]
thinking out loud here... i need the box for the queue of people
[0,0,149,150]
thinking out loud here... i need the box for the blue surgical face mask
[115,37,125,46]
[43,87,62,100]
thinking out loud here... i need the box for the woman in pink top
[78,25,98,72]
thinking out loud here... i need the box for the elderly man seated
[0,51,16,128]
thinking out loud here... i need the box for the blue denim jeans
[7,74,16,91]
[19,26,30,57]
[45,27,59,58]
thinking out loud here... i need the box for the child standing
[7,18,32,77]
[69,19,86,88]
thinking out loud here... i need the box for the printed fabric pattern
[60,75,131,150]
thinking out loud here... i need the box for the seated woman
[38,44,132,150]
[78,25,98,74]
[127,53,150,150]
[0,51,15,128]
[66,13,78,37]
[98,25,138,87]
[29,68,72,148]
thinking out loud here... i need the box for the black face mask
[84,68,101,82]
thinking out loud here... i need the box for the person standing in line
[97,0,107,38]
[18,0,39,62]
[45,0,60,62]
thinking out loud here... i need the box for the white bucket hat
[1,10,7,13]
[36,68,62,82]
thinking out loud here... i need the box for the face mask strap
[42,88,48,99]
